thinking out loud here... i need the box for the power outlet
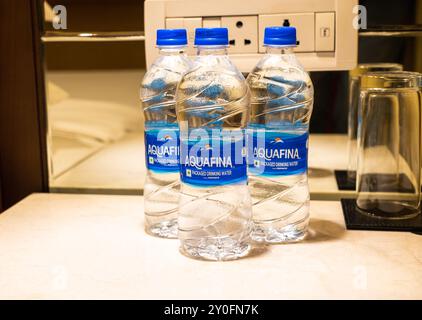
[258,13,315,53]
[221,15,258,54]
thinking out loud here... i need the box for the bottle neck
[196,45,228,56]
[158,46,187,55]
[265,46,295,55]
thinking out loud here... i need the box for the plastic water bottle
[246,26,314,243]
[176,28,252,260]
[140,29,191,238]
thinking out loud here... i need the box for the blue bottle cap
[156,29,188,46]
[264,26,297,46]
[194,28,229,46]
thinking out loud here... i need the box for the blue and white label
[145,127,179,172]
[247,130,308,176]
[180,130,247,186]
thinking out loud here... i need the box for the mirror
[43,0,146,194]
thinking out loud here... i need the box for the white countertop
[0,193,421,300]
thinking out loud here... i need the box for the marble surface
[51,132,144,194]
[52,133,354,199]
[0,193,421,299]
[308,134,354,200]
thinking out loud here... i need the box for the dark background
[311,0,418,133]
[0,0,48,211]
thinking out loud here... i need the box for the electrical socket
[258,13,315,53]
[221,15,258,54]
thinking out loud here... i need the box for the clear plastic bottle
[246,26,314,243]
[140,29,192,238]
[176,28,252,260]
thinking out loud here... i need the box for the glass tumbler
[393,72,422,191]
[347,63,403,181]
[356,72,422,219]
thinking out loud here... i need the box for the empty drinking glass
[356,72,421,219]
[347,63,403,182]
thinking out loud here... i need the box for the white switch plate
[221,15,258,54]
[258,13,315,53]
[315,12,335,52]
[203,17,221,28]
[145,0,358,72]
[166,17,202,54]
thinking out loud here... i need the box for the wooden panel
[0,172,3,212]
[417,0,422,72]
[0,0,48,211]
